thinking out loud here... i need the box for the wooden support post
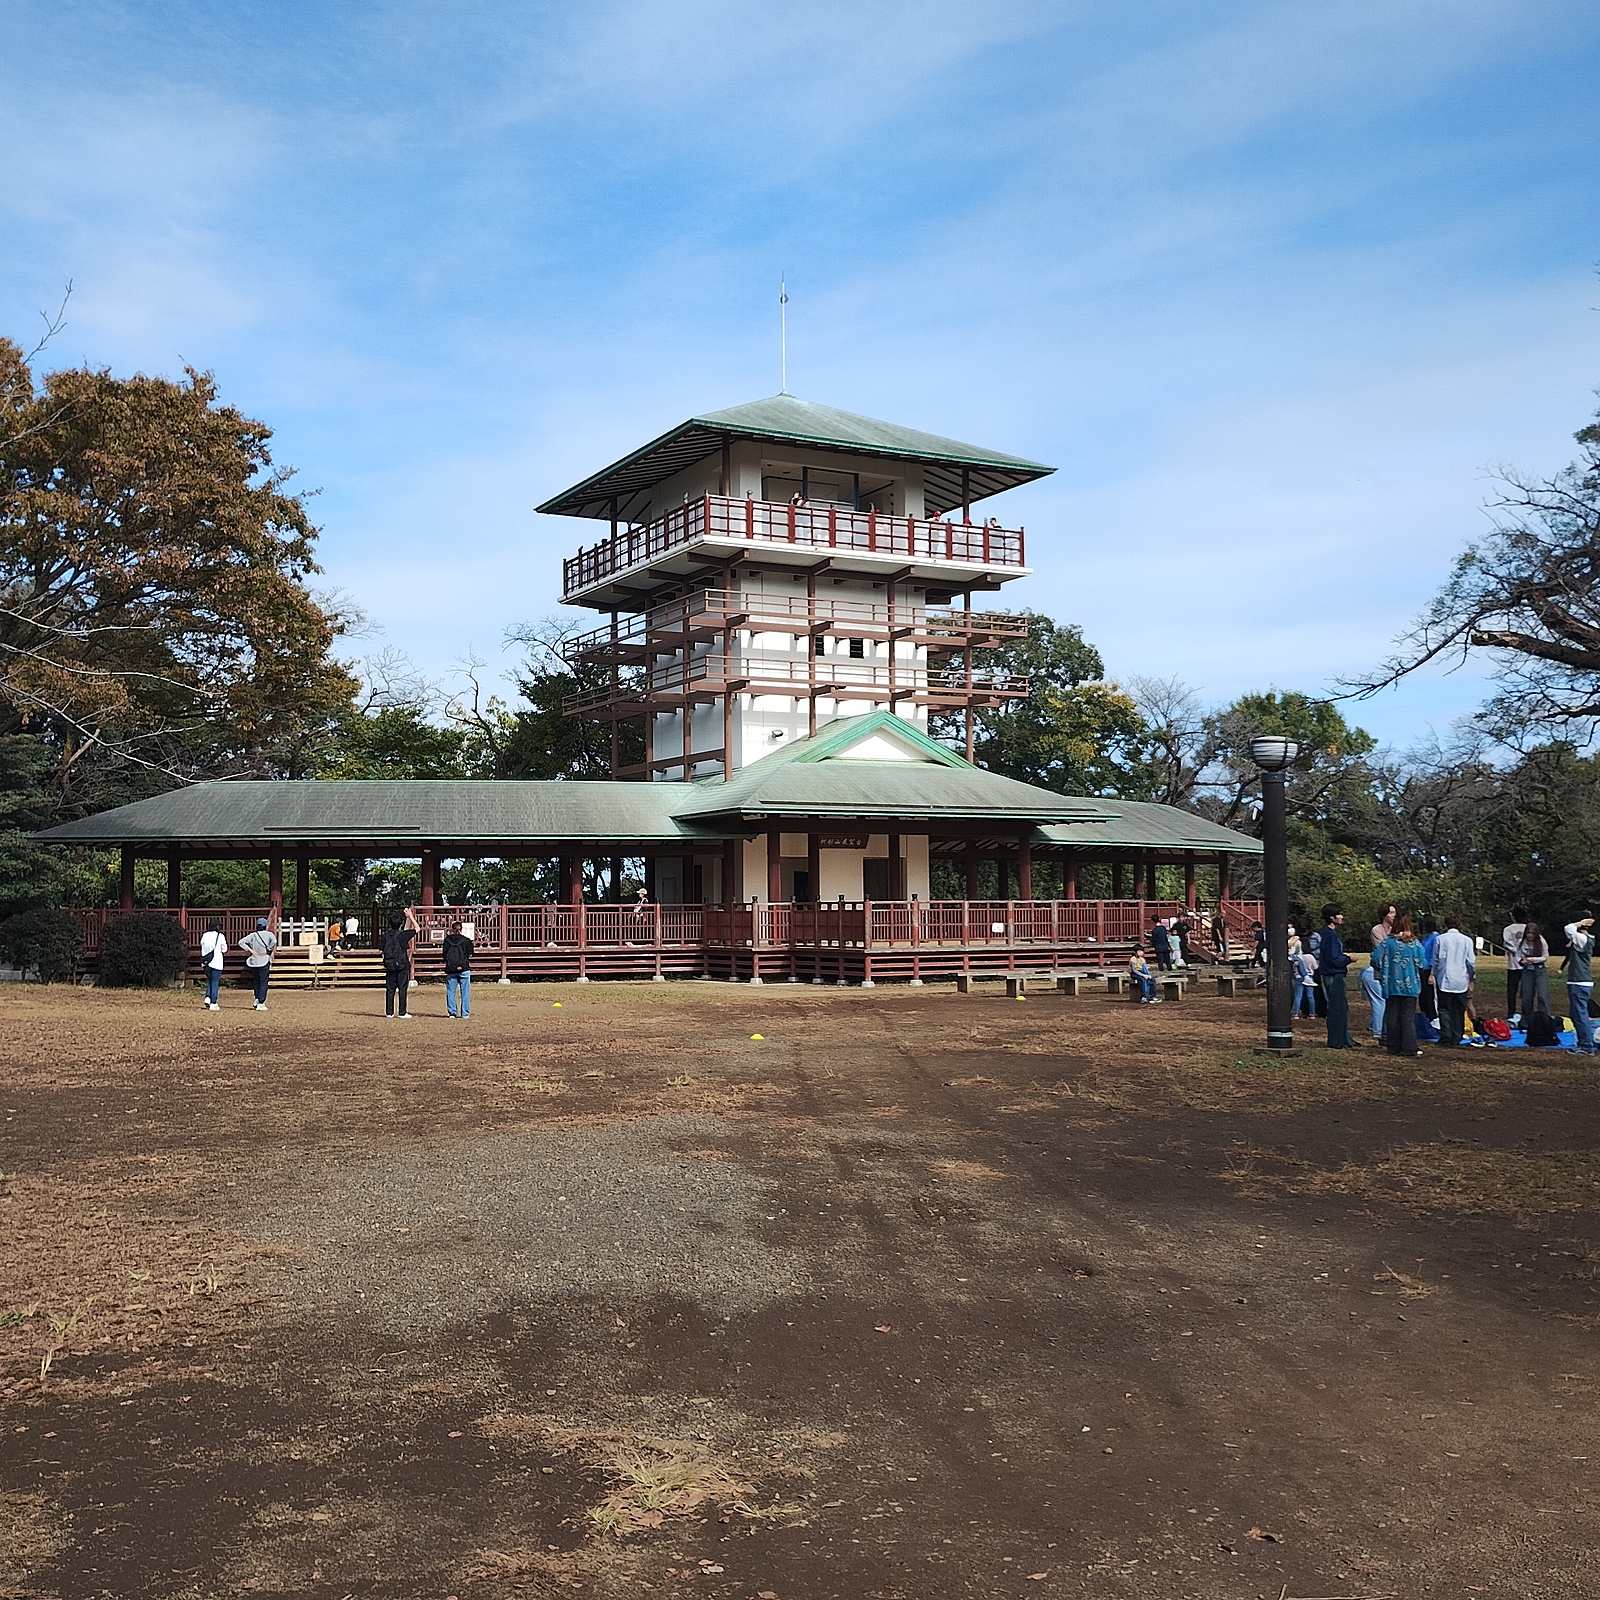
[1218,851,1231,902]
[767,825,783,905]
[719,431,732,495]
[1184,851,1196,909]
[1112,861,1124,899]
[807,833,821,903]
[722,839,740,907]
[609,855,623,901]
[120,847,136,911]
[420,848,436,908]
[295,852,311,920]
[566,858,583,905]
[166,852,181,909]
[644,856,658,901]
[1018,834,1033,902]
[965,840,979,900]
[1064,851,1078,900]
[1133,855,1147,899]
[268,853,283,921]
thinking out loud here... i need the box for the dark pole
[1262,767,1293,1052]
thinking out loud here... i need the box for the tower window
[814,635,826,657]
[848,638,865,659]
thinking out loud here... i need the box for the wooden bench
[1160,976,1186,1002]
[1215,974,1244,997]
[955,970,1053,998]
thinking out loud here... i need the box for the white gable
[829,729,940,763]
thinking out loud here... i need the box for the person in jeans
[381,908,419,1019]
[1502,905,1527,1017]
[1564,914,1595,1055]
[1129,948,1160,1004]
[238,917,275,1012]
[1516,920,1551,1019]
[442,920,474,1019]
[1374,914,1428,1056]
[1433,913,1476,1046]
[1319,904,1354,1048]
[1360,960,1386,1038]
[199,918,228,1010]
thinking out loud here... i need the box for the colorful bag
[1484,1017,1513,1043]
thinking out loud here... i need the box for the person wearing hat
[238,917,277,1011]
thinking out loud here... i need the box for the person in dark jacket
[1149,916,1172,971]
[1319,903,1354,1048]
[381,908,419,1019]
[442,921,474,1019]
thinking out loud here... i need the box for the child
[1129,949,1160,1004]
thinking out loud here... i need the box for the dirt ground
[3,978,1599,1600]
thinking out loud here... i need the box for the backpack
[1525,1011,1561,1048]
[382,929,412,973]
[1484,1017,1512,1043]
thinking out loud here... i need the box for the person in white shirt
[1564,914,1595,1055]
[1433,914,1476,1045]
[199,919,228,1010]
[238,917,276,1011]
[1502,906,1527,1018]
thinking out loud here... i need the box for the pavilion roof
[31,715,1258,855]
[535,393,1054,521]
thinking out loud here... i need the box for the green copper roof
[673,711,1100,825]
[31,779,701,849]
[31,715,1257,856]
[536,393,1054,521]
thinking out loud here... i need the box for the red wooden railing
[563,495,1027,597]
[61,899,1263,965]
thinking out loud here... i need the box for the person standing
[1433,913,1476,1046]
[1320,904,1354,1048]
[1564,913,1595,1055]
[199,919,228,1010]
[442,920,474,1019]
[1516,920,1551,1019]
[1502,904,1527,1017]
[1150,916,1172,971]
[1418,915,1440,1024]
[1374,914,1428,1056]
[1370,903,1396,951]
[381,908,419,1019]
[1172,912,1193,966]
[238,917,276,1012]
[1210,911,1229,962]
[1360,959,1386,1039]
[343,912,360,951]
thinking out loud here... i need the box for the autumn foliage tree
[0,337,357,817]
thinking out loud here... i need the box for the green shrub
[0,908,85,983]
[98,913,189,988]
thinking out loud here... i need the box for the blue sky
[4,0,1598,750]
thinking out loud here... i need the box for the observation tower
[539,395,1052,780]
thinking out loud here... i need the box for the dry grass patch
[473,1415,807,1539]
[0,1490,69,1588]
[1224,1142,1600,1220]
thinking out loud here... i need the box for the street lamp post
[1250,735,1299,1054]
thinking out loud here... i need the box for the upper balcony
[562,494,1029,608]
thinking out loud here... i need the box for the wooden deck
[62,900,1265,986]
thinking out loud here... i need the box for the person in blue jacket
[1319,904,1354,1048]
[1374,913,1429,1056]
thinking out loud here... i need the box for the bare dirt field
[3,978,1599,1600]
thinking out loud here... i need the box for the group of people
[376,909,477,1020]
[1273,901,1595,1056]
[193,908,478,1020]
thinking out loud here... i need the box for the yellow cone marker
[751,1033,764,1040]
[553,1002,562,1008]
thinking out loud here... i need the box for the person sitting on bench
[1129,949,1161,1004]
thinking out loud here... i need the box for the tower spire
[779,275,789,395]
